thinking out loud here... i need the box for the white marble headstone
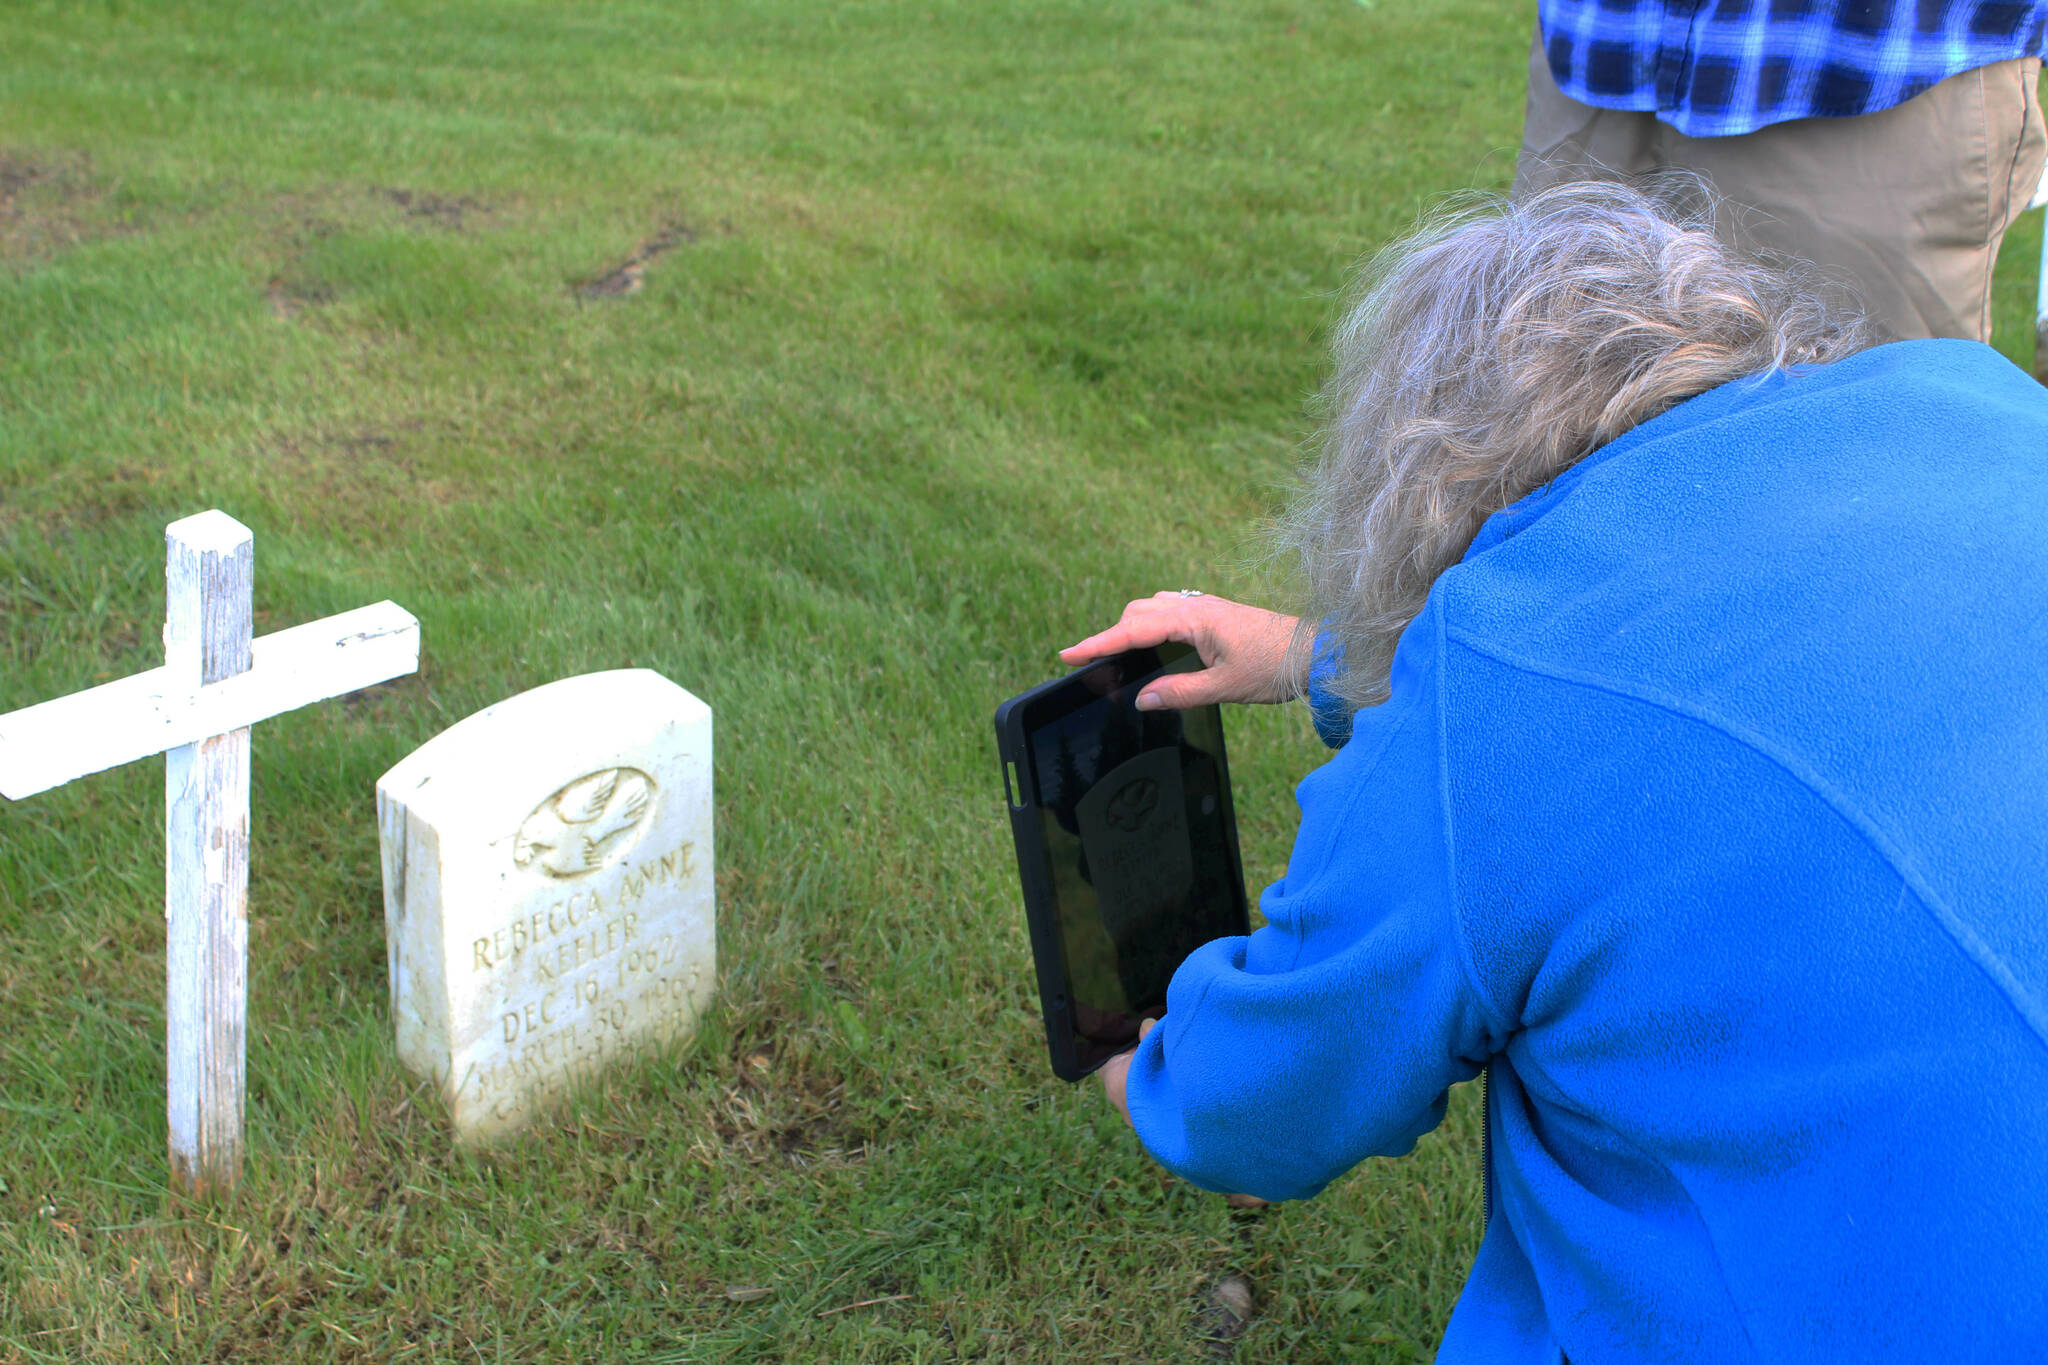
[376,669,714,1142]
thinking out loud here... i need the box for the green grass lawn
[1,2,2041,1360]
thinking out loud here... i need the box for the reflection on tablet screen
[1024,652,1244,1074]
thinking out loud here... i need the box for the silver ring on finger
[1177,588,1205,598]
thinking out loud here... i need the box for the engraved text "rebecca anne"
[470,843,693,973]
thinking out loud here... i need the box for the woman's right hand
[1059,592,1303,710]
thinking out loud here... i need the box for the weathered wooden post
[163,512,256,1196]
[0,510,420,1197]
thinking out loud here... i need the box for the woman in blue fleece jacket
[1061,181,2048,1361]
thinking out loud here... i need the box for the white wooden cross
[0,511,419,1198]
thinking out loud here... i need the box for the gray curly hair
[1285,177,1869,710]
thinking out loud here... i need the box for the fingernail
[1135,691,1160,711]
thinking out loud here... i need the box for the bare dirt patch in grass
[334,672,425,721]
[261,186,492,318]
[0,151,51,200]
[578,221,698,298]
[265,273,336,318]
[374,185,488,231]
[0,149,127,264]
[705,1025,874,1168]
[0,461,180,548]
[255,422,466,537]
[259,194,348,317]
[1196,1272,1258,1357]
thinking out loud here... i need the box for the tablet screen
[1007,645,1249,1077]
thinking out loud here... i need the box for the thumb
[1135,669,1224,712]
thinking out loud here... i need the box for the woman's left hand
[1098,1017,1156,1127]
[1099,1019,1270,1207]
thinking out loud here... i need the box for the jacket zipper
[1480,1059,1496,1227]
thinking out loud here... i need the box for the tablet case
[994,643,1251,1080]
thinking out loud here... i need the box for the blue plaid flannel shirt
[1538,1,2048,137]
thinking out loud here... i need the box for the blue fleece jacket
[1124,339,2048,1362]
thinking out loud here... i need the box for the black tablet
[994,643,1251,1081]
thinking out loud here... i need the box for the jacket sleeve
[1305,627,1355,749]
[1124,604,1502,1201]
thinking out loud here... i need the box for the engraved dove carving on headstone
[514,766,656,877]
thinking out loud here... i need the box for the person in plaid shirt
[1518,1,2048,342]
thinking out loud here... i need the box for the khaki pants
[1513,32,2046,343]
